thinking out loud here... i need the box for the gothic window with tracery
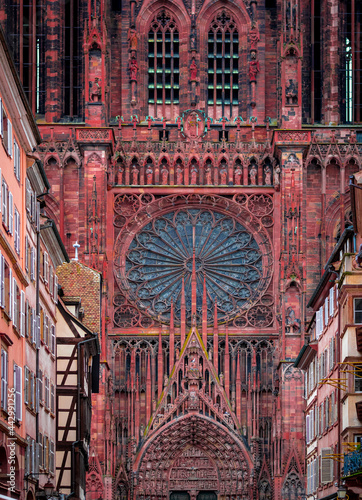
[208,10,239,120]
[148,10,179,118]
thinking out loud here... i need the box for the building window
[148,10,179,114]
[354,298,362,323]
[208,10,239,119]
[341,0,362,123]
[355,364,362,392]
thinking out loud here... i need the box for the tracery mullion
[153,32,157,113]
[213,29,217,117]
[143,236,186,260]
[230,28,233,116]
[222,27,225,117]
[162,26,166,118]
[200,232,238,260]
[205,268,243,287]
[159,229,190,258]
[171,29,174,116]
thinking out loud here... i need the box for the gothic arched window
[148,10,179,117]
[208,10,239,119]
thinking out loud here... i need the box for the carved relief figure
[285,306,301,333]
[249,52,260,82]
[249,25,260,50]
[205,166,212,185]
[129,58,138,81]
[274,165,281,186]
[146,165,153,185]
[286,79,298,105]
[161,165,169,185]
[249,164,258,185]
[132,164,139,185]
[264,165,272,185]
[176,166,183,185]
[90,77,101,102]
[117,165,124,185]
[128,28,138,52]
[191,164,198,185]
[234,165,242,185]
[220,165,228,185]
[190,59,198,81]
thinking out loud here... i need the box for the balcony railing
[343,448,362,477]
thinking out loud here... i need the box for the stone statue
[220,166,227,185]
[205,166,212,185]
[176,166,183,185]
[191,165,198,185]
[249,164,257,185]
[128,28,138,52]
[90,77,101,102]
[129,58,138,81]
[286,79,298,105]
[132,164,139,185]
[146,166,153,185]
[161,165,168,185]
[249,26,260,50]
[249,52,260,82]
[274,165,281,186]
[190,59,198,81]
[234,166,242,185]
[264,165,272,185]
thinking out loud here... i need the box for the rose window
[118,206,271,325]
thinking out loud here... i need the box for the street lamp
[337,485,348,499]
[43,480,55,497]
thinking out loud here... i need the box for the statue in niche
[117,165,124,185]
[190,23,197,50]
[285,306,301,333]
[220,165,227,185]
[191,164,198,185]
[286,79,298,105]
[249,51,260,82]
[132,164,139,185]
[274,165,281,186]
[129,58,138,81]
[146,165,153,185]
[128,28,138,52]
[205,166,212,185]
[234,165,242,185]
[90,77,101,102]
[161,165,169,185]
[190,59,198,81]
[249,24,260,50]
[176,166,183,185]
[264,165,272,185]
[249,164,257,185]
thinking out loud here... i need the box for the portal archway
[134,413,253,499]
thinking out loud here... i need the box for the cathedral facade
[0,0,361,499]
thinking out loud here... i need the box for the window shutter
[44,253,48,283]
[49,266,53,295]
[51,324,55,355]
[38,433,43,469]
[14,364,22,421]
[306,414,310,443]
[8,191,13,235]
[30,247,35,281]
[0,98,2,136]
[24,367,29,405]
[54,275,58,303]
[0,168,2,210]
[307,463,311,495]
[20,290,25,336]
[8,268,13,320]
[50,383,55,413]
[36,201,40,232]
[36,314,40,349]
[325,297,329,325]
[12,277,17,329]
[321,448,333,484]
[329,287,334,316]
[7,120,12,157]
[26,178,31,213]
[1,350,7,411]
[0,253,3,308]
[38,369,43,404]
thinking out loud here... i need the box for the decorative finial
[73,241,80,261]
